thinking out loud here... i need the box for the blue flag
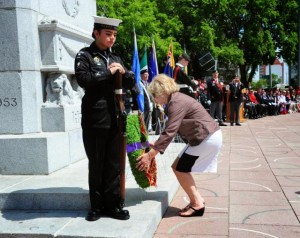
[149,38,158,82]
[132,28,144,112]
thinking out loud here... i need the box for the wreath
[126,114,157,188]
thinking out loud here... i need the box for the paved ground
[154,113,300,238]
[1,113,300,237]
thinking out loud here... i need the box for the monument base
[0,129,85,175]
[41,105,82,132]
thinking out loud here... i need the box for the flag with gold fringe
[163,41,175,77]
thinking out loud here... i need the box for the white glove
[207,100,211,105]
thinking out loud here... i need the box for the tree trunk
[248,64,258,83]
[239,64,248,87]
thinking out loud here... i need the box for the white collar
[176,62,184,68]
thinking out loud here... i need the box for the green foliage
[95,0,298,82]
[252,74,282,89]
[96,0,183,67]
[271,74,282,86]
[251,78,269,89]
[126,114,150,189]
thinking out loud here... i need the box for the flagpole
[152,36,159,75]
[184,43,188,74]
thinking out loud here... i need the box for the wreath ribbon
[126,141,150,153]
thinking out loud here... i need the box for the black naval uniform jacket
[229,82,245,102]
[74,42,135,129]
[207,78,224,102]
[173,64,197,97]
[74,42,135,209]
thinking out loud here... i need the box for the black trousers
[230,100,242,123]
[83,127,121,210]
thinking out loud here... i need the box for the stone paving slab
[290,202,300,216]
[230,204,298,226]
[155,113,300,238]
[230,170,277,181]
[0,210,84,238]
[229,224,300,238]
[230,180,282,192]
[230,191,288,206]
[281,187,300,201]
[194,174,229,185]
[276,175,300,187]
[272,168,300,176]
[155,212,228,237]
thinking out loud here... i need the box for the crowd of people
[197,82,300,121]
[243,86,300,118]
[144,69,300,130]
[167,59,300,123]
[133,53,300,132]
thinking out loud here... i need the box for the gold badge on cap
[93,56,101,65]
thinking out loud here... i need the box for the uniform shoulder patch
[93,56,101,65]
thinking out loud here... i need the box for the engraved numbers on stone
[58,35,63,61]
[0,98,18,107]
[62,0,80,18]
[72,110,81,123]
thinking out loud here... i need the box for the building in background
[258,57,289,85]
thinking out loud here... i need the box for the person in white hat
[75,16,135,221]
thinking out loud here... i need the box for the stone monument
[0,0,96,174]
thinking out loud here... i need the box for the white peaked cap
[93,16,122,30]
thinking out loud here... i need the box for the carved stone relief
[44,73,83,106]
[62,0,80,18]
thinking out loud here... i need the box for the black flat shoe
[86,209,101,221]
[219,122,227,126]
[180,204,191,212]
[179,206,205,217]
[180,202,205,212]
[236,123,241,126]
[103,207,130,220]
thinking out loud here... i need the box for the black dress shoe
[86,209,101,221]
[103,207,130,220]
[219,122,227,126]
[230,122,234,126]
[236,123,241,126]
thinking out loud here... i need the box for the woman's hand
[136,152,152,172]
[149,142,154,147]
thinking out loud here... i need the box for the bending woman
[136,74,222,217]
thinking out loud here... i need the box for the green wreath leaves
[126,114,151,188]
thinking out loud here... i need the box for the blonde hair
[148,73,179,97]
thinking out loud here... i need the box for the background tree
[173,0,298,83]
[96,0,183,69]
[251,74,282,89]
[96,0,298,85]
